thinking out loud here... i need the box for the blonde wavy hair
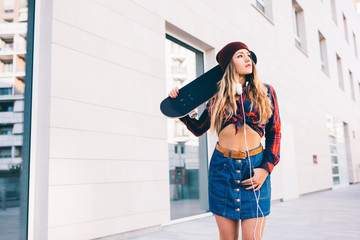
[208,60,273,135]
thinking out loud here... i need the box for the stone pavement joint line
[129,184,360,240]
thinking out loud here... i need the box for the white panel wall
[47,0,169,239]
[36,0,360,239]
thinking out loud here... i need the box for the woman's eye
[237,54,251,58]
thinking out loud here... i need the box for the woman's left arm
[259,84,281,175]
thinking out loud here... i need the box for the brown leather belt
[216,143,263,159]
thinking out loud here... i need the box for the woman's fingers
[168,90,177,98]
[241,177,254,186]
[168,87,180,98]
[245,183,262,191]
[255,184,262,191]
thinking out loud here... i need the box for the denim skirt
[208,142,271,220]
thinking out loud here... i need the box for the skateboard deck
[160,65,224,118]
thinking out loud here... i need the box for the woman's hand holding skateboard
[168,87,198,118]
[168,87,179,98]
[161,65,223,118]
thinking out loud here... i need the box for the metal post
[2,186,6,210]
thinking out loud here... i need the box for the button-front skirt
[208,142,271,220]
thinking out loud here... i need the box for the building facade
[1,0,360,239]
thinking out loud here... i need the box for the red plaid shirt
[179,83,281,174]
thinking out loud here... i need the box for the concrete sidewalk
[130,184,360,240]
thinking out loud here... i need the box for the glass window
[0,124,13,135]
[336,54,344,90]
[353,32,358,57]
[333,176,340,185]
[349,70,355,101]
[293,8,300,46]
[292,0,307,52]
[332,166,339,175]
[331,0,337,24]
[251,0,273,21]
[0,147,12,158]
[0,0,31,238]
[331,155,338,164]
[3,61,14,72]
[256,0,265,12]
[3,0,15,12]
[330,145,337,154]
[165,35,209,220]
[4,39,14,51]
[14,147,21,158]
[0,102,14,112]
[329,135,336,144]
[342,13,349,43]
[318,31,329,74]
[0,88,12,95]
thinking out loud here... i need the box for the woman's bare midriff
[217,96,261,152]
[218,123,261,152]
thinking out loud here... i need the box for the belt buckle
[231,150,246,159]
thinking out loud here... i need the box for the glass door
[326,114,349,187]
[329,135,340,185]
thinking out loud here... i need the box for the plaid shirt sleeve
[259,84,281,174]
[178,101,211,137]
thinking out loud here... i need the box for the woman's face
[231,49,253,76]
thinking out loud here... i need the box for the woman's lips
[245,64,251,67]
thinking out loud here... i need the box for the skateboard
[160,65,224,118]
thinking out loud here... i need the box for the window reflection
[0,0,28,239]
[165,36,209,220]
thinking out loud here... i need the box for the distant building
[0,0,27,171]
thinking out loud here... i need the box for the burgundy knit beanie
[216,42,257,71]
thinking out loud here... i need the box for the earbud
[234,81,249,96]
[235,82,243,95]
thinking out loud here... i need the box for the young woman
[168,42,281,240]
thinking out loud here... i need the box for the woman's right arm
[168,87,211,137]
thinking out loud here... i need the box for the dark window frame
[19,0,35,239]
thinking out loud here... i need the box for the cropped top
[179,83,281,174]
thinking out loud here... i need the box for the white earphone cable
[238,82,264,240]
